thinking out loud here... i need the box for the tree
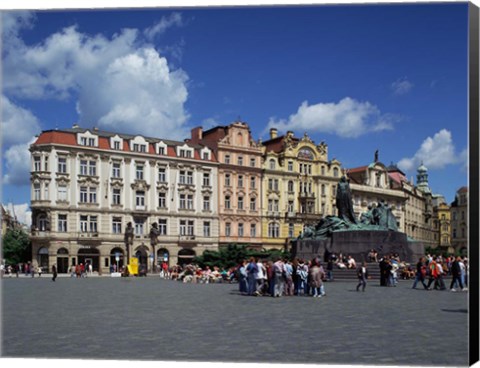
[194,244,291,270]
[2,228,32,265]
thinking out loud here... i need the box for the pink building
[190,121,263,248]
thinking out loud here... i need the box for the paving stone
[1,277,468,365]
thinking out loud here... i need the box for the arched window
[178,248,196,266]
[237,132,243,145]
[333,167,339,177]
[269,159,276,170]
[38,247,49,270]
[157,248,170,266]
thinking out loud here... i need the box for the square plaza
[1,277,468,365]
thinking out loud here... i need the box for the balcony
[267,211,281,218]
[178,235,196,242]
[298,192,315,199]
[78,232,99,238]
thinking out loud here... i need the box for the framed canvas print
[1,1,478,368]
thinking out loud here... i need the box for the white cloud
[144,13,184,40]
[4,202,32,227]
[3,137,36,186]
[2,15,190,140]
[391,77,414,95]
[266,97,395,138]
[398,129,464,172]
[1,95,41,147]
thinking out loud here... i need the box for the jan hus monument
[292,175,424,263]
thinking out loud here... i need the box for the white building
[30,126,219,274]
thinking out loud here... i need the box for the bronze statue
[335,176,357,224]
[124,222,134,245]
[149,222,159,246]
[360,205,374,225]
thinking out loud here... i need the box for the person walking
[412,257,429,290]
[356,262,368,292]
[52,264,58,282]
[450,256,467,292]
[255,259,266,296]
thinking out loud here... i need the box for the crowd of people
[0,262,43,278]
[1,252,469,295]
[410,254,468,292]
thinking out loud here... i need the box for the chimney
[270,128,278,139]
[72,123,79,129]
[191,127,203,143]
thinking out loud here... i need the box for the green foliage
[193,244,291,270]
[2,228,32,265]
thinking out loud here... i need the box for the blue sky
[1,2,469,224]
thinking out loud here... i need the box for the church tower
[416,162,431,194]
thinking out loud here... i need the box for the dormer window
[200,147,211,161]
[110,135,123,150]
[133,143,147,153]
[78,131,98,147]
[269,159,276,170]
[179,149,192,158]
[156,141,167,155]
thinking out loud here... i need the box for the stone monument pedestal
[293,230,424,263]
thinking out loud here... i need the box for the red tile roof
[32,129,218,163]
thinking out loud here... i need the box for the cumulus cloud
[3,137,36,186]
[4,203,32,227]
[144,12,183,40]
[391,77,414,95]
[266,97,396,138]
[398,129,465,172]
[1,95,41,147]
[2,14,190,140]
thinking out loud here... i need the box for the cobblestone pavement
[1,277,469,366]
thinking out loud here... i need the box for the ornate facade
[261,129,341,250]
[189,122,263,247]
[450,186,468,253]
[30,126,219,273]
[432,200,452,252]
[347,161,406,231]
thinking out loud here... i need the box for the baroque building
[347,159,406,232]
[30,126,219,273]
[450,186,468,254]
[261,129,342,250]
[432,198,452,253]
[189,121,263,248]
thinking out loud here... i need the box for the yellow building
[433,201,452,253]
[261,129,341,250]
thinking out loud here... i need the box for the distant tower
[416,162,431,193]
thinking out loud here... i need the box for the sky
[1,1,470,226]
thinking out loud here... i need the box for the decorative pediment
[156,183,169,191]
[201,187,213,194]
[55,177,70,185]
[78,176,100,185]
[300,132,314,144]
[131,180,150,191]
[110,179,124,188]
